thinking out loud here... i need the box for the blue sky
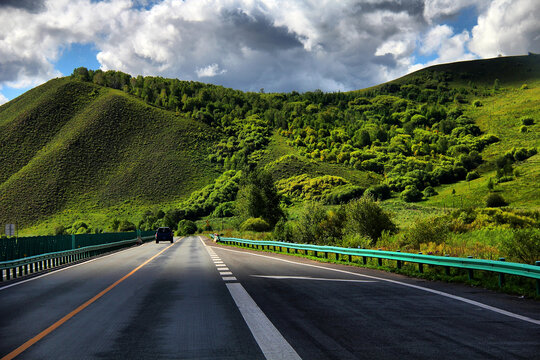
[0,0,539,104]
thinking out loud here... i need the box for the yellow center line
[1,241,177,360]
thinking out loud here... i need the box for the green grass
[0,79,220,234]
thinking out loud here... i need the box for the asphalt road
[1,236,538,359]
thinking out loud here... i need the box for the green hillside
[1,54,539,238]
[0,78,219,233]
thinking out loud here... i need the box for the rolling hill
[1,54,539,235]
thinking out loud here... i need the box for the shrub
[364,184,391,201]
[400,216,450,250]
[472,99,482,107]
[344,197,397,244]
[212,201,235,218]
[519,125,528,133]
[520,84,528,90]
[485,193,508,207]
[323,185,364,204]
[520,116,534,126]
[423,186,437,197]
[466,171,480,181]
[272,218,295,242]
[118,220,136,232]
[501,229,540,264]
[240,217,270,232]
[54,225,66,236]
[400,185,422,202]
[496,176,513,184]
[177,219,197,235]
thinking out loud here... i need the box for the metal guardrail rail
[212,235,540,294]
[0,236,154,282]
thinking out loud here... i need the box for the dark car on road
[155,227,173,243]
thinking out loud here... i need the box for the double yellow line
[1,242,177,360]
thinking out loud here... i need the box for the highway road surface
[0,236,538,359]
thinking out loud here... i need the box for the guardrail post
[324,252,328,259]
[467,256,474,280]
[498,258,505,287]
[348,254,352,263]
[536,261,540,296]
[396,250,402,269]
[363,256,367,265]
[418,252,423,273]
[444,254,450,275]
[377,249,382,266]
[6,268,11,280]
[0,269,3,281]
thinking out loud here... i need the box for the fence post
[498,258,505,287]
[467,256,474,280]
[536,261,540,296]
[72,234,76,250]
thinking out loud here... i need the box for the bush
[466,171,480,181]
[485,193,508,207]
[211,201,235,218]
[364,184,391,201]
[520,116,534,126]
[519,125,528,133]
[177,219,197,235]
[501,229,540,264]
[423,186,437,197]
[240,217,270,232]
[118,220,136,232]
[272,218,295,242]
[400,185,422,202]
[344,197,397,244]
[400,216,450,250]
[54,225,66,236]
[472,99,482,107]
[323,185,364,205]
[496,176,513,184]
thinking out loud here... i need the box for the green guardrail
[0,234,155,282]
[211,235,540,295]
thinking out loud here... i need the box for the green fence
[0,231,154,261]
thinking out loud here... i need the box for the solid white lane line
[226,283,302,360]
[216,246,540,326]
[252,275,377,283]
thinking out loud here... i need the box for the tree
[235,170,284,227]
[344,196,396,244]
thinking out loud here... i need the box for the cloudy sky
[1,0,539,104]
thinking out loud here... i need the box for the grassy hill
[0,78,219,234]
[1,54,539,236]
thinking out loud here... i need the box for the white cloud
[196,64,227,78]
[0,93,8,106]
[0,0,538,99]
[0,0,130,89]
[469,0,540,57]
